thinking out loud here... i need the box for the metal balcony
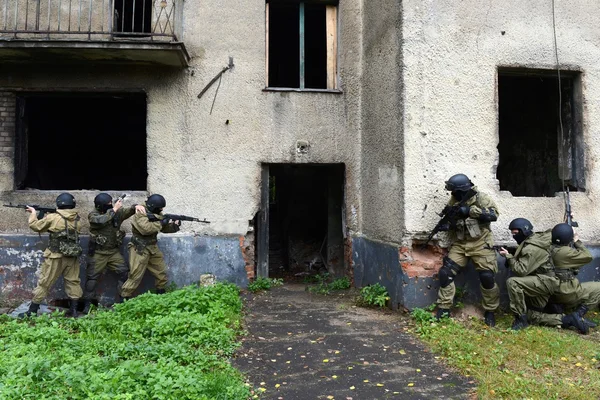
[0,0,189,67]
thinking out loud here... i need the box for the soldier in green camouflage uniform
[544,223,599,329]
[19,193,83,318]
[82,193,145,313]
[435,174,500,327]
[499,219,587,334]
[120,194,180,299]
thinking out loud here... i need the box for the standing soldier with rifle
[433,174,500,326]
[82,193,145,313]
[18,193,83,318]
[120,194,208,299]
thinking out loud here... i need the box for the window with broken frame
[496,69,585,197]
[266,0,338,91]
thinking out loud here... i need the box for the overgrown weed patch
[0,284,251,399]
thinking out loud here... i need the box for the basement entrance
[257,164,345,280]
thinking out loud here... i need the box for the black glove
[437,223,450,232]
[458,206,470,218]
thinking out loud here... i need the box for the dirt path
[233,284,475,400]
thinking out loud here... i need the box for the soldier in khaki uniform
[82,193,145,313]
[19,193,83,318]
[499,219,587,334]
[435,174,500,327]
[120,194,180,299]
[543,223,599,329]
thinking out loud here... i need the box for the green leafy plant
[357,283,389,307]
[247,277,283,293]
[0,284,251,399]
[307,275,351,295]
[411,307,437,324]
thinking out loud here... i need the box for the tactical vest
[550,246,576,282]
[90,221,125,250]
[48,214,83,257]
[454,194,490,241]
[131,223,159,254]
[524,242,555,276]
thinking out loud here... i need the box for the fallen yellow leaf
[399,350,406,355]
[348,367,353,370]
[376,383,384,387]
[260,382,266,386]
[350,386,356,390]
[327,396,334,399]
[408,383,414,387]
[561,357,568,361]
[286,361,291,364]
[335,350,340,354]
[323,359,329,363]
[259,387,267,392]
[332,375,338,379]
[416,369,421,372]
[275,384,280,388]
[575,362,582,367]
[363,379,369,383]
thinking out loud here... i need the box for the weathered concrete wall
[0,0,364,297]
[360,0,404,243]
[0,234,247,304]
[401,0,600,249]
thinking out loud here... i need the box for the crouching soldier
[19,193,83,318]
[499,218,587,334]
[120,194,180,299]
[82,193,145,313]
[546,223,600,329]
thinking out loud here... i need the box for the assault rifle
[3,203,57,218]
[564,187,578,227]
[147,212,210,224]
[422,193,473,248]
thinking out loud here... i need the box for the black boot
[18,302,40,318]
[511,314,529,330]
[82,299,92,315]
[64,299,78,318]
[576,304,589,319]
[435,308,450,320]
[584,319,597,329]
[156,288,166,295]
[561,312,589,334]
[484,311,496,327]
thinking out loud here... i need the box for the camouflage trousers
[32,255,82,303]
[120,244,168,298]
[84,250,129,300]
[437,243,500,311]
[507,274,560,325]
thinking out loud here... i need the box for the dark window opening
[114,0,153,34]
[15,92,147,191]
[267,1,337,90]
[497,71,584,197]
[261,164,345,279]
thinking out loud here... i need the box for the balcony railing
[0,0,180,41]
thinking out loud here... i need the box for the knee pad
[439,257,462,288]
[84,279,97,293]
[479,270,496,290]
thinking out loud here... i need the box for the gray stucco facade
[0,1,599,308]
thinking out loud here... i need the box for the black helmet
[56,193,75,209]
[508,217,533,244]
[146,194,166,214]
[552,223,574,245]
[94,193,113,213]
[508,218,534,236]
[444,174,473,192]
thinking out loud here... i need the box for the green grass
[306,274,351,295]
[0,284,251,400]
[411,308,600,399]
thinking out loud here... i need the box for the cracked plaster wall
[0,0,364,243]
[402,0,600,246]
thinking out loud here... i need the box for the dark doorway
[256,164,345,280]
[497,71,584,196]
[14,92,147,191]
